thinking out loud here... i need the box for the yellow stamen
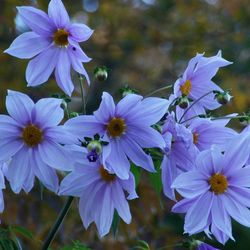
[99,165,116,182]
[22,125,43,147]
[53,29,69,46]
[209,173,228,195]
[107,117,126,137]
[193,132,198,145]
[180,80,192,96]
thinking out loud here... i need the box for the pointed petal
[33,98,64,128]
[33,151,59,192]
[97,186,114,237]
[4,32,50,59]
[65,115,104,139]
[26,46,58,86]
[121,137,155,173]
[48,0,70,28]
[172,198,195,213]
[5,147,31,193]
[38,140,73,171]
[119,172,138,200]
[112,181,131,224]
[45,126,77,144]
[6,90,34,125]
[59,168,100,197]
[211,195,233,239]
[184,191,213,234]
[55,49,74,96]
[224,133,250,174]
[172,171,208,199]
[94,92,115,124]
[0,139,24,161]
[161,155,177,200]
[127,125,165,148]
[106,140,130,180]
[68,23,93,42]
[129,97,169,125]
[0,115,22,139]
[17,6,54,36]
[115,94,142,118]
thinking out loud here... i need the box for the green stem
[145,84,173,97]
[210,115,247,120]
[42,196,74,250]
[78,74,86,115]
[178,90,214,123]
[180,114,248,124]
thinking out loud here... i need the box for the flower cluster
[1,0,250,249]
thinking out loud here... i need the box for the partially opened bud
[214,91,232,105]
[178,96,189,109]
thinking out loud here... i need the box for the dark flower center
[107,117,126,137]
[209,173,228,195]
[53,29,69,46]
[99,165,116,182]
[180,79,192,96]
[22,125,43,147]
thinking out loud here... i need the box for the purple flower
[188,117,237,151]
[197,242,220,250]
[65,92,169,179]
[0,90,75,193]
[172,133,250,244]
[161,113,197,200]
[4,0,93,96]
[173,51,232,122]
[59,146,138,237]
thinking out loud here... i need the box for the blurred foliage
[0,0,250,249]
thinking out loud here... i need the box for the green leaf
[130,163,141,187]
[60,240,91,250]
[132,240,150,250]
[111,210,120,238]
[148,160,162,195]
[10,225,33,240]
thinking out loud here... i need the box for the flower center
[22,125,43,147]
[193,132,198,145]
[99,165,116,182]
[53,29,69,46]
[180,80,192,96]
[107,117,127,137]
[209,173,228,195]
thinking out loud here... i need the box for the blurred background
[0,0,250,249]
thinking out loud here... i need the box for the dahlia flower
[65,92,169,179]
[0,90,74,193]
[5,0,93,96]
[172,133,250,244]
[59,146,138,237]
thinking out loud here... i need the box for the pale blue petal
[17,6,54,36]
[6,90,34,125]
[48,0,70,28]
[4,32,50,59]
[26,46,59,86]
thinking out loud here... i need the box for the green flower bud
[87,140,102,154]
[178,96,189,109]
[94,66,108,81]
[214,91,232,105]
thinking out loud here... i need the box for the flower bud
[94,66,108,81]
[214,91,232,105]
[70,112,79,118]
[120,85,138,97]
[87,140,102,154]
[178,96,189,109]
